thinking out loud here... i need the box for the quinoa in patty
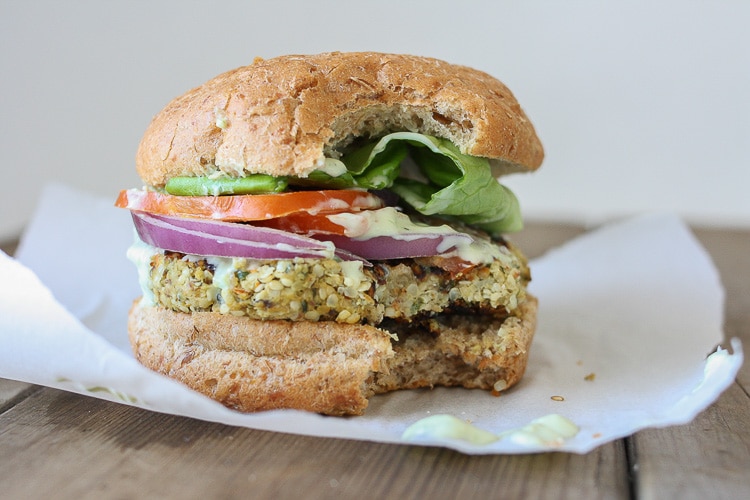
[135,239,530,326]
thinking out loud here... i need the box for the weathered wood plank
[631,381,750,500]
[0,387,630,499]
[0,378,34,410]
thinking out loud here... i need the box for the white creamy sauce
[328,207,421,239]
[498,414,580,447]
[338,260,367,296]
[278,240,336,258]
[319,158,349,177]
[306,192,381,216]
[401,415,499,445]
[308,198,352,215]
[208,256,237,298]
[126,236,158,305]
[327,207,510,265]
[401,413,579,448]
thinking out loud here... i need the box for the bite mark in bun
[117,52,543,415]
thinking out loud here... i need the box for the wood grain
[0,387,629,499]
[0,379,34,411]
[631,381,750,500]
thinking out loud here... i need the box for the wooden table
[1,222,748,499]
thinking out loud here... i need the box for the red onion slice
[131,212,363,261]
[314,233,473,260]
[312,208,477,260]
[131,210,474,263]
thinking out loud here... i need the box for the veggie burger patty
[132,240,529,325]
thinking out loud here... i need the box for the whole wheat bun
[136,52,544,187]
[129,296,537,416]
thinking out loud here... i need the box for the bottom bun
[128,296,537,416]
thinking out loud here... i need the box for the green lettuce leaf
[288,137,407,190]
[341,132,523,234]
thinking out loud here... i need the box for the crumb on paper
[584,373,596,381]
[551,395,565,402]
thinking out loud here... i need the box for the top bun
[136,52,544,187]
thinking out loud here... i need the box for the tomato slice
[115,189,383,222]
[254,212,349,235]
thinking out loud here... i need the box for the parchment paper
[0,184,743,454]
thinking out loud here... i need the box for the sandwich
[116,52,544,415]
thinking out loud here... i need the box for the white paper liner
[0,184,743,454]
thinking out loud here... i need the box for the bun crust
[128,299,394,415]
[136,52,544,187]
[128,296,537,416]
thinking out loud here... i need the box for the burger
[116,52,544,416]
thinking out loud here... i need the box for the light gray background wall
[1,0,748,241]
